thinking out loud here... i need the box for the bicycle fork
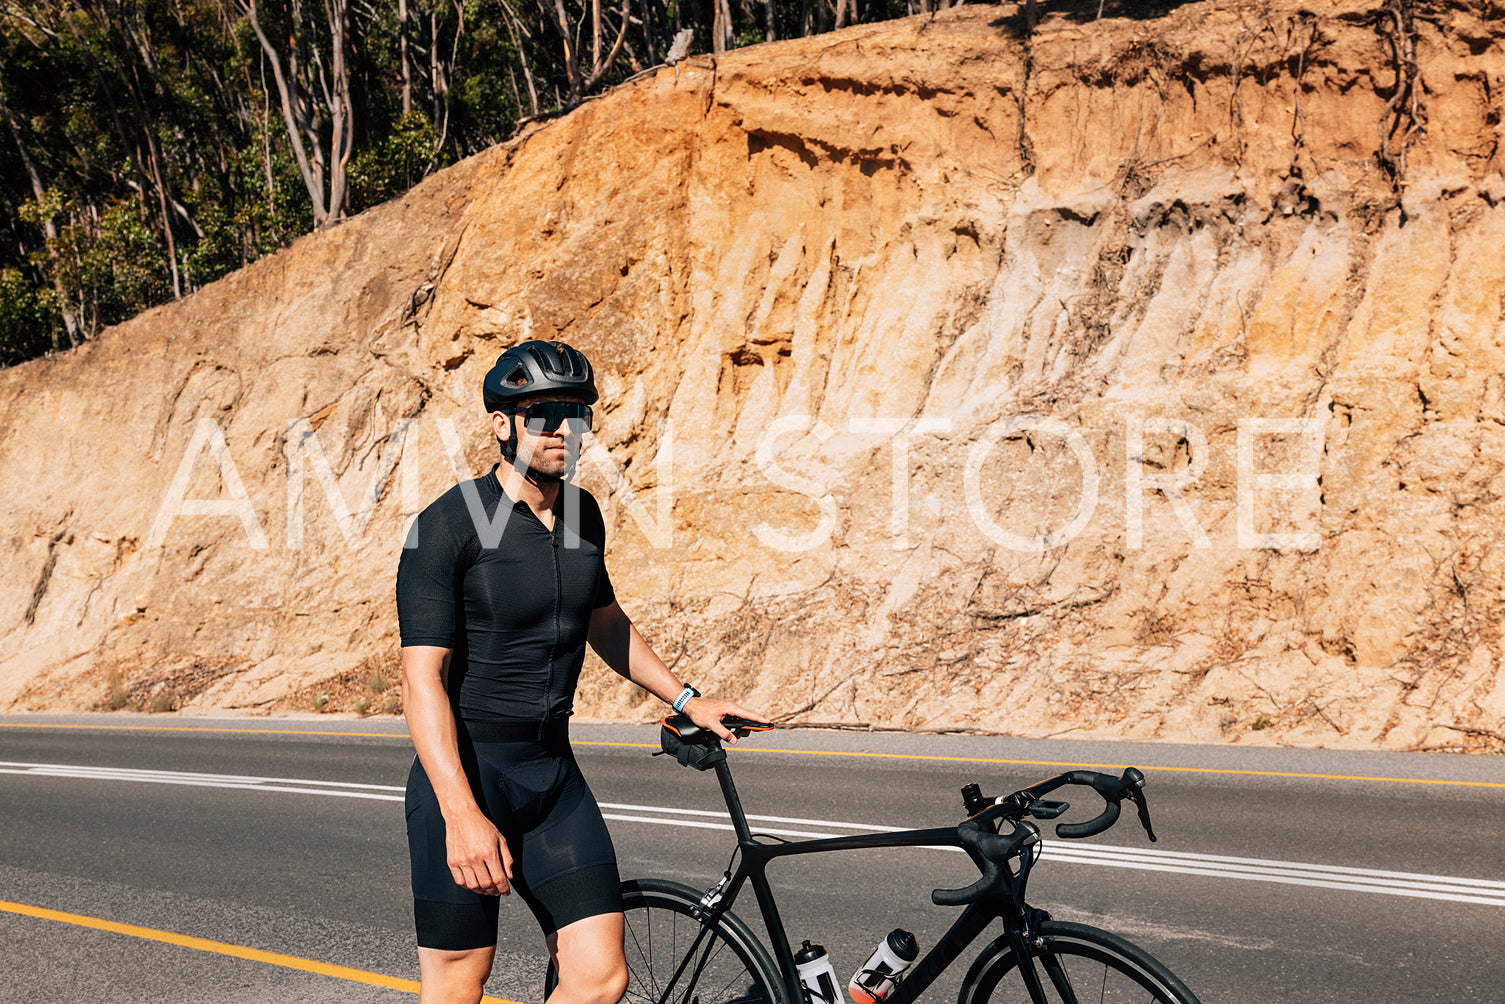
[1004,909,1081,1004]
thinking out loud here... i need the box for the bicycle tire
[544,878,786,1004]
[957,920,1202,1004]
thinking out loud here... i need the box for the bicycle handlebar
[930,818,1040,906]
[929,767,1156,907]
[1052,767,1148,839]
[1055,797,1120,838]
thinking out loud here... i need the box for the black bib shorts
[405,728,622,949]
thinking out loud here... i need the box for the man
[397,339,766,1004]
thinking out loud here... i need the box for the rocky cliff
[3,0,1503,750]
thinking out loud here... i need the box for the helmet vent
[482,338,598,411]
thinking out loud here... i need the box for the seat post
[712,755,756,844]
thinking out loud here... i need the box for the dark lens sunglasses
[513,400,592,433]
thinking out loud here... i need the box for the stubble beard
[518,439,575,483]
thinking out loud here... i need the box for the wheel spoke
[611,882,782,1004]
[960,922,1200,1004]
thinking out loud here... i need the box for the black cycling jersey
[396,468,616,724]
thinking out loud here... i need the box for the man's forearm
[589,603,687,704]
[620,620,688,704]
[401,646,483,822]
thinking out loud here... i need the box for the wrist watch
[672,685,701,713]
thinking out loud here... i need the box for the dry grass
[280,650,404,716]
[91,657,245,714]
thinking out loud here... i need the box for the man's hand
[446,806,515,895]
[684,697,771,744]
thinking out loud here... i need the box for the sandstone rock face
[3,1,1503,750]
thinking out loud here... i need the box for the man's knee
[550,912,628,1004]
[418,945,495,1004]
[592,958,629,1004]
[555,964,627,1004]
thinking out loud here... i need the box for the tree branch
[583,0,631,92]
[242,0,329,224]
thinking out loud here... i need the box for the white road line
[0,760,405,791]
[0,762,405,801]
[1034,853,1505,907]
[602,814,845,840]
[8,761,1502,907]
[598,802,908,832]
[1038,844,1505,894]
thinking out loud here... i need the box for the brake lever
[1119,768,1157,843]
[1129,789,1156,842]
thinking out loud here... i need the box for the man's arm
[587,601,770,742]
[401,645,514,895]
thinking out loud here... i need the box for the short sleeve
[593,559,617,608]
[396,493,472,648]
[574,487,617,609]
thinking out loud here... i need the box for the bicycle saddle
[662,714,772,743]
[661,714,717,745]
[658,715,773,770]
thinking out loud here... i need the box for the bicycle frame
[685,753,1040,1004]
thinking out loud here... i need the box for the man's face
[491,393,591,479]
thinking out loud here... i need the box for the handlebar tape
[1055,798,1121,838]
[930,820,1039,906]
[1053,767,1145,839]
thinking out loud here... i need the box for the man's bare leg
[418,945,496,1004]
[546,912,628,1004]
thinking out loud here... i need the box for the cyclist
[397,338,767,1004]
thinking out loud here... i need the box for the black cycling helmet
[482,339,598,412]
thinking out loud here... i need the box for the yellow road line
[4,722,1502,789]
[0,899,520,1003]
[0,722,410,740]
[717,744,1505,789]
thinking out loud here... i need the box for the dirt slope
[3,1,1503,750]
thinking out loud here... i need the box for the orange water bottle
[848,929,918,1004]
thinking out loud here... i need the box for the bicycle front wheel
[546,877,784,1004]
[957,921,1201,1004]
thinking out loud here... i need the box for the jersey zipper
[546,523,561,735]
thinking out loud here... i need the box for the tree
[241,0,355,227]
[1,0,924,368]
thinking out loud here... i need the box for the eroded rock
[1,2,1502,750]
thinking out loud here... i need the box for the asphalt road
[1,714,1501,1003]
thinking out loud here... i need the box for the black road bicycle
[551,715,1202,1004]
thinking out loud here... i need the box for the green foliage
[22,192,169,334]
[105,670,130,711]
[349,112,441,212]
[2,0,932,368]
[0,266,60,365]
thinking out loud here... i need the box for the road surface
[1,714,1500,1002]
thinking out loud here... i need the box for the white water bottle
[848,929,918,1004]
[795,940,840,1004]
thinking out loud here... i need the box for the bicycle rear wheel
[545,878,784,1004]
[957,921,1201,1004]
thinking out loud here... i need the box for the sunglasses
[510,400,593,433]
